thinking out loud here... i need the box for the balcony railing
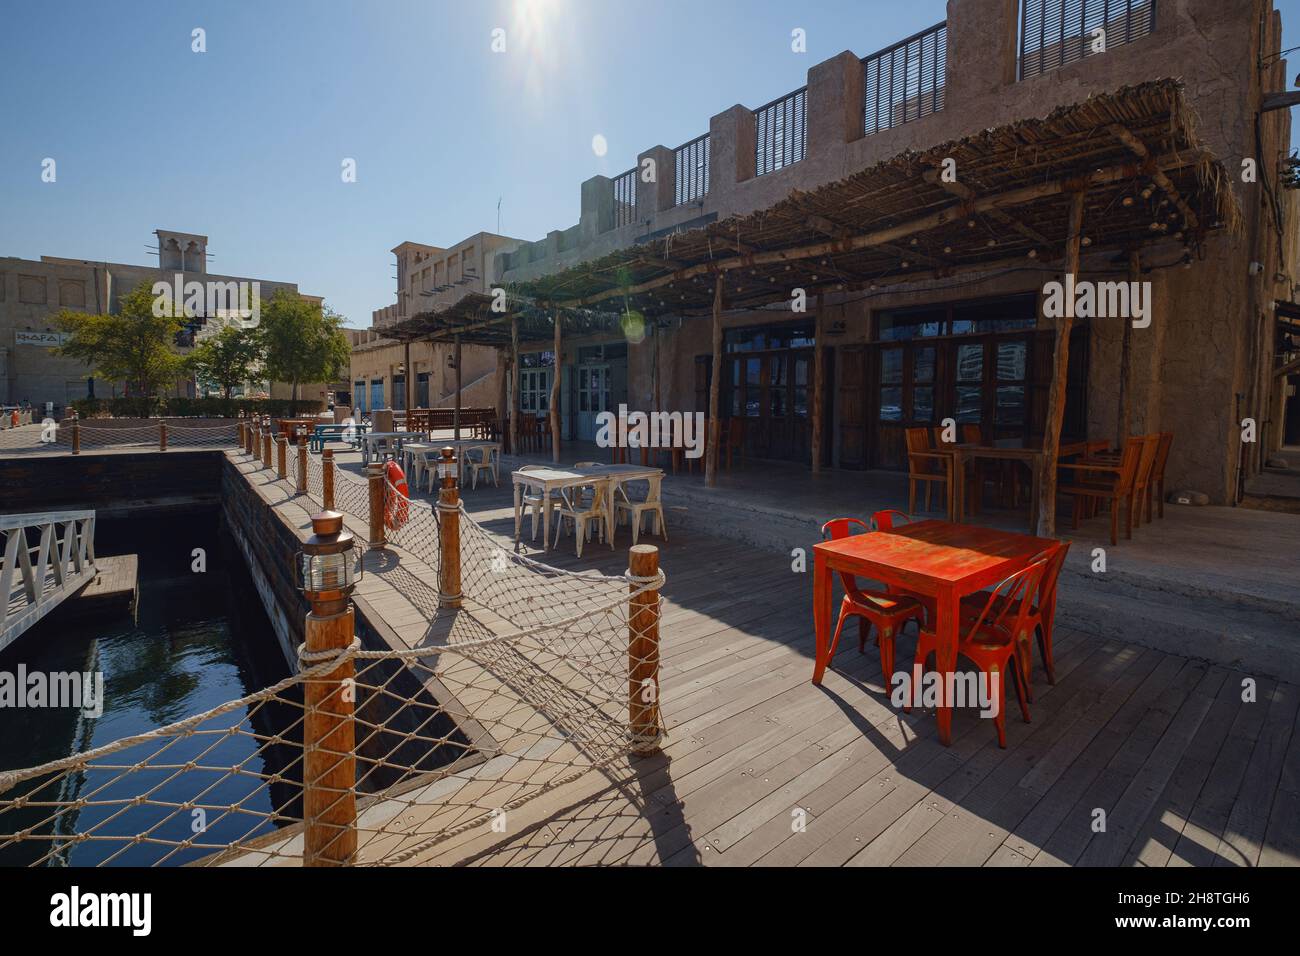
[1019,0,1157,81]
[613,167,638,228]
[674,133,710,206]
[863,21,948,136]
[755,86,807,177]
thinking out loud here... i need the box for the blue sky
[2,0,1298,328]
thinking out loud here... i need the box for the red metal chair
[820,518,925,687]
[869,509,912,532]
[909,552,1051,748]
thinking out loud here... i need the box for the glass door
[576,364,610,441]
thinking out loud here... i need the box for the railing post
[276,435,287,479]
[366,462,386,549]
[323,448,336,510]
[262,426,272,469]
[72,422,80,456]
[437,447,462,609]
[299,511,358,866]
[628,544,663,755]
[297,437,308,494]
[159,421,167,452]
[237,421,244,451]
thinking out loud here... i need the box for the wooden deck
[233,453,1300,867]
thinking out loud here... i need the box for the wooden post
[366,462,386,549]
[437,447,462,608]
[237,421,244,451]
[811,293,825,474]
[159,421,167,452]
[550,309,562,463]
[72,421,80,456]
[276,435,287,478]
[705,275,723,487]
[297,437,308,494]
[1036,190,1087,538]
[245,421,254,456]
[404,338,413,415]
[509,314,519,456]
[628,544,662,755]
[495,346,508,449]
[323,448,336,511]
[263,426,272,468]
[1117,250,1140,448]
[300,512,358,867]
[454,333,463,441]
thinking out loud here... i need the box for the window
[878,295,1037,340]
[519,354,553,412]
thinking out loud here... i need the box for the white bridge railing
[0,511,96,653]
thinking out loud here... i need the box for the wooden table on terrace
[947,438,1110,529]
[511,463,663,552]
[812,519,1062,746]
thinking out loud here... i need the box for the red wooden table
[812,520,1062,745]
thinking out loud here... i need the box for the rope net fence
[0,441,664,867]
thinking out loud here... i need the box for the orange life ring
[384,460,410,531]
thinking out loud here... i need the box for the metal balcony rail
[755,86,807,177]
[1019,0,1157,81]
[863,20,948,136]
[612,167,638,228]
[674,133,710,206]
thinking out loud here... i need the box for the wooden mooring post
[299,510,358,866]
[297,437,308,494]
[322,448,336,510]
[276,435,287,479]
[71,421,80,456]
[159,421,168,452]
[627,544,662,754]
[366,462,386,549]
[437,447,462,609]
[262,426,272,469]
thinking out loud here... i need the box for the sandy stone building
[0,228,320,412]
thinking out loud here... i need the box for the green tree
[54,281,186,415]
[257,290,350,414]
[188,323,264,399]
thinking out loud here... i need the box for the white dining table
[511,463,663,551]
[407,439,502,491]
[361,430,428,466]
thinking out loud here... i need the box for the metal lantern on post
[297,510,363,866]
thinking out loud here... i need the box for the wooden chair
[911,552,1051,747]
[905,427,953,517]
[1057,436,1145,545]
[1148,432,1174,520]
[1130,435,1161,528]
[820,517,925,688]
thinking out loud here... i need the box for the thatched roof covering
[395,79,1240,345]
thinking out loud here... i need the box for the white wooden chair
[466,445,499,489]
[553,479,610,558]
[614,474,668,546]
[517,465,548,541]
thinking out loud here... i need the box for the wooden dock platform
[64,554,138,622]
[229,452,1300,867]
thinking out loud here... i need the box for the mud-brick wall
[0,451,224,514]
[220,458,311,665]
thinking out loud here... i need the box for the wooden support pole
[812,293,825,474]
[454,333,463,441]
[437,447,462,608]
[495,346,508,447]
[159,421,167,452]
[322,448,336,511]
[262,427,272,468]
[297,436,308,493]
[71,422,80,456]
[550,309,562,463]
[628,544,662,755]
[404,339,413,415]
[1036,190,1087,538]
[276,435,287,479]
[509,314,519,456]
[366,462,386,549]
[1118,250,1140,447]
[246,421,255,456]
[705,275,723,488]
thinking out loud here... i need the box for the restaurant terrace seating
[905,427,954,517]
[1058,435,1145,545]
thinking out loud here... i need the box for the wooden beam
[811,294,825,474]
[1274,355,1300,379]
[1107,124,1199,231]
[551,309,562,463]
[705,276,723,488]
[923,170,1053,247]
[509,314,519,455]
[1118,250,1139,447]
[1262,91,1300,112]
[1036,189,1087,538]
[562,152,1198,309]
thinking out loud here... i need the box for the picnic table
[361,430,428,466]
[511,463,663,551]
[310,422,368,453]
[811,519,1062,745]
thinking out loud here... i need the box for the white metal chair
[466,445,499,489]
[517,465,548,541]
[614,474,667,546]
[553,479,610,558]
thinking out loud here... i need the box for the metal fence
[755,87,807,177]
[863,21,948,136]
[674,133,710,206]
[1019,0,1156,81]
[612,167,638,228]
